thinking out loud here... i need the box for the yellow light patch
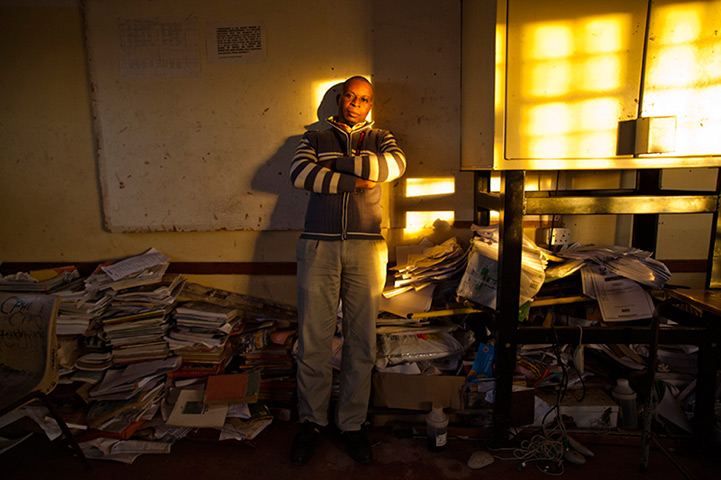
[582,17,623,53]
[404,211,455,234]
[527,24,573,59]
[406,177,455,197]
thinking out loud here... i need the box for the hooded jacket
[289,117,406,241]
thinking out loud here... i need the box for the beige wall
[0,0,469,306]
[0,1,711,307]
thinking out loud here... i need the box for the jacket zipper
[341,127,367,240]
[341,129,352,240]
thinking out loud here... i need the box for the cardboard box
[372,372,466,411]
[464,387,536,427]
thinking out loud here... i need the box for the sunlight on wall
[513,14,631,159]
[406,177,455,197]
[583,55,622,92]
[529,24,574,58]
[402,178,456,235]
[489,171,561,193]
[483,173,545,224]
[583,18,624,53]
[508,1,721,161]
[642,1,721,155]
[405,211,455,235]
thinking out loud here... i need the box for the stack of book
[105,274,186,308]
[77,250,185,366]
[381,237,470,318]
[229,319,275,355]
[54,287,112,336]
[243,344,296,406]
[165,301,243,373]
[101,307,173,364]
[84,248,170,294]
[0,265,80,292]
[1,260,299,457]
[387,237,469,296]
[232,321,296,415]
[83,356,182,436]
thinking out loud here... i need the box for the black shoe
[290,421,321,465]
[342,429,373,464]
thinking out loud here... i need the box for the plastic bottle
[612,378,638,429]
[426,405,449,452]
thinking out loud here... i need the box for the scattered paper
[380,284,434,318]
[582,264,655,322]
[101,248,170,281]
[80,437,171,464]
[166,389,228,427]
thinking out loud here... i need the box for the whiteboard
[83,0,372,232]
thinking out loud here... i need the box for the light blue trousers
[295,238,388,431]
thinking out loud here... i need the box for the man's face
[337,79,373,126]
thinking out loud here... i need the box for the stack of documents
[0,265,80,292]
[84,248,170,293]
[85,357,181,432]
[382,237,469,317]
[105,274,186,307]
[54,286,112,336]
[74,250,185,365]
[169,302,240,347]
[456,225,547,310]
[557,245,671,289]
[166,302,242,368]
[388,237,468,294]
[74,351,114,371]
[4,253,295,460]
[552,244,671,323]
[580,263,656,322]
[243,343,296,407]
[101,307,173,364]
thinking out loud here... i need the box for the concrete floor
[2,420,719,480]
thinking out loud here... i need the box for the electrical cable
[568,325,587,403]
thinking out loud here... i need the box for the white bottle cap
[428,405,447,422]
[614,378,634,394]
[613,378,636,400]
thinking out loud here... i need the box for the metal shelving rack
[474,168,721,445]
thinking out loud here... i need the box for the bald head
[337,76,373,126]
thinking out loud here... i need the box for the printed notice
[117,17,200,78]
[582,263,655,322]
[207,22,266,64]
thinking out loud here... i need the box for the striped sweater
[289,117,406,240]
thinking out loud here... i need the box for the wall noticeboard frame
[83,0,320,233]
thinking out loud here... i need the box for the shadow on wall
[245,83,343,300]
[250,82,343,231]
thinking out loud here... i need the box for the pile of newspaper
[556,244,671,289]
[556,244,671,322]
[381,237,469,318]
[165,301,241,369]
[81,249,186,365]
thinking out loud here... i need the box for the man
[288,76,406,465]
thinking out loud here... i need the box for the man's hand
[355,178,377,189]
[318,159,375,189]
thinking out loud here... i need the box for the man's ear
[336,94,341,105]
